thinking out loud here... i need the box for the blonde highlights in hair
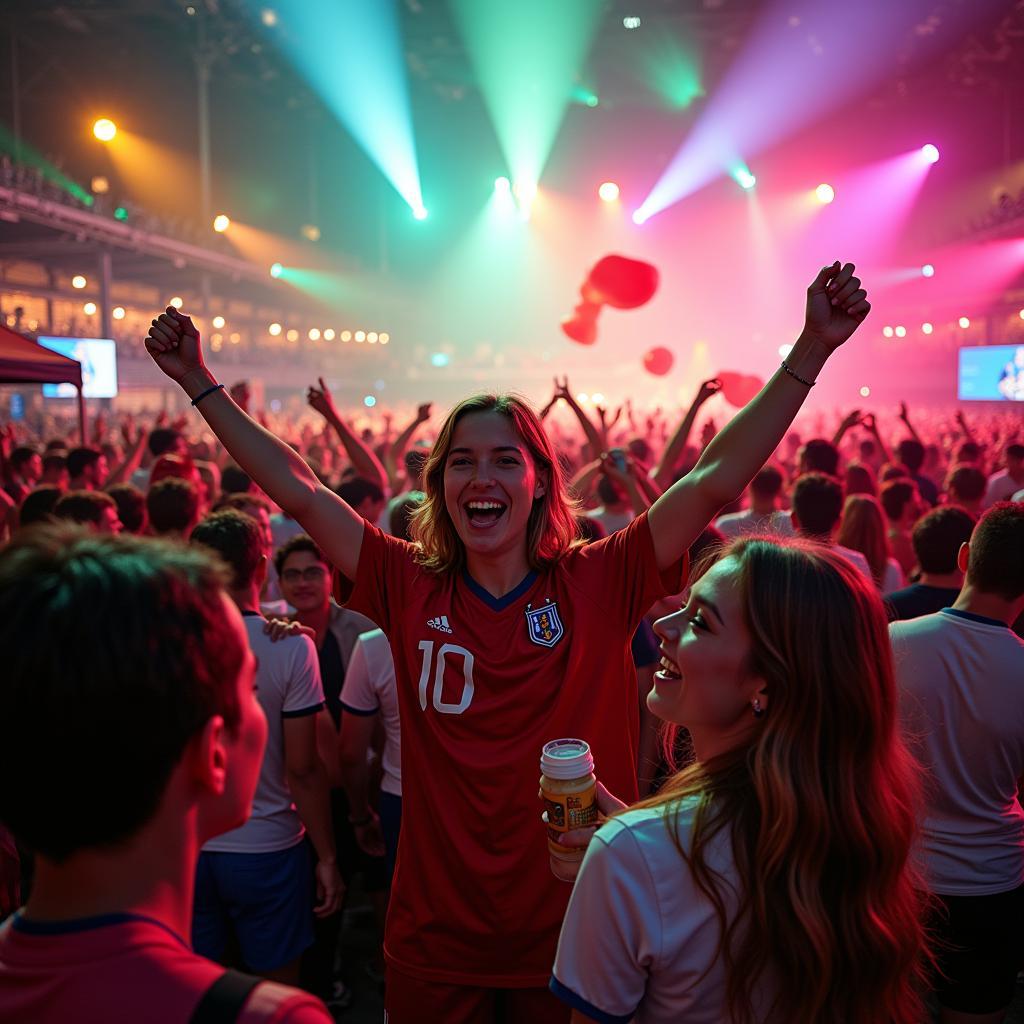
[637,538,930,1024]
[409,393,580,575]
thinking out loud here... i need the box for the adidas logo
[427,615,453,634]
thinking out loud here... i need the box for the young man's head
[797,439,840,478]
[53,490,122,534]
[749,464,784,512]
[274,534,331,615]
[912,506,976,577]
[790,472,843,540]
[41,451,69,490]
[403,448,429,491]
[191,509,267,597]
[107,483,148,535]
[1004,443,1024,482]
[945,464,986,510]
[596,474,627,509]
[0,525,266,862]
[960,502,1024,615]
[220,463,253,497]
[147,426,187,460]
[895,438,925,475]
[336,476,386,524]
[147,478,201,537]
[67,446,107,489]
[880,480,922,530]
[10,446,42,483]
[212,492,274,558]
[954,440,982,466]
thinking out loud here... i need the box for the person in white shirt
[984,443,1024,507]
[890,501,1024,1024]
[551,538,929,1024]
[714,463,794,539]
[189,510,343,985]
[789,471,872,580]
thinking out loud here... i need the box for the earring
[751,698,764,718]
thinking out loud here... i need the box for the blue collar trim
[12,911,188,948]
[461,568,538,611]
[942,608,1007,629]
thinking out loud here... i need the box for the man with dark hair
[880,479,924,577]
[0,525,330,1022]
[335,476,385,525]
[886,506,975,621]
[107,482,148,535]
[3,447,42,504]
[273,533,379,1008]
[66,446,107,491]
[221,463,254,496]
[40,452,68,491]
[985,443,1024,507]
[715,464,795,539]
[946,464,986,518]
[17,487,62,528]
[891,503,1024,1022]
[147,477,201,538]
[189,510,342,985]
[131,426,187,491]
[217,492,282,604]
[53,490,121,534]
[790,472,871,580]
[797,437,840,477]
[896,437,939,507]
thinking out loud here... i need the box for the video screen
[38,337,119,399]
[957,344,1024,402]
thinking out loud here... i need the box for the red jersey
[335,511,686,985]
[0,912,331,1023]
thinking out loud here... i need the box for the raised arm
[648,262,870,571]
[104,416,147,486]
[898,401,922,445]
[831,408,863,449]
[650,378,722,491]
[553,376,603,459]
[386,403,431,492]
[861,414,892,465]
[144,308,364,580]
[307,377,388,493]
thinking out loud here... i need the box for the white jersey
[891,609,1024,895]
[340,628,401,796]
[204,614,324,853]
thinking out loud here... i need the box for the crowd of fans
[0,262,1022,1024]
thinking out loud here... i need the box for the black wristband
[780,360,815,388]
[191,382,225,407]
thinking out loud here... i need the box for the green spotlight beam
[0,123,93,205]
[450,0,604,189]
[639,35,703,109]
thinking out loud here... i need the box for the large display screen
[38,337,119,399]
[957,344,1024,401]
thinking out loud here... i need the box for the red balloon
[643,346,674,376]
[717,371,764,407]
[562,254,660,345]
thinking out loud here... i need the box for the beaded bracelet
[191,382,225,407]
[781,360,815,388]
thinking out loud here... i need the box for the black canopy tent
[0,324,86,442]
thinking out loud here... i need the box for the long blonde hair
[837,493,892,587]
[637,538,930,1024]
[409,393,580,574]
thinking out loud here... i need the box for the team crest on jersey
[525,601,564,648]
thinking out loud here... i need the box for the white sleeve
[281,636,325,716]
[551,820,659,1023]
[339,634,380,715]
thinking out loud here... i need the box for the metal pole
[196,16,213,316]
[98,249,112,339]
[10,18,21,163]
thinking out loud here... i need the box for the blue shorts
[193,842,314,973]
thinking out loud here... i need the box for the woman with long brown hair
[552,538,930,1024]
[838,492,905,592]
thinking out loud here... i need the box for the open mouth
[464,499,508,529]
[655,651,683,681]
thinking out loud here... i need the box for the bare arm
[648,262,871,571]
[898,402,922,445]
[554,376,603,458]
[284,714,344,917]
[307,377,388,492]
[650,379,722,491]
[831,409,863,448]
[386,404,431,492]
[144,309,364,580]
[339,711,386,857]
[104,418,147,486]
[861,414,892,464]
